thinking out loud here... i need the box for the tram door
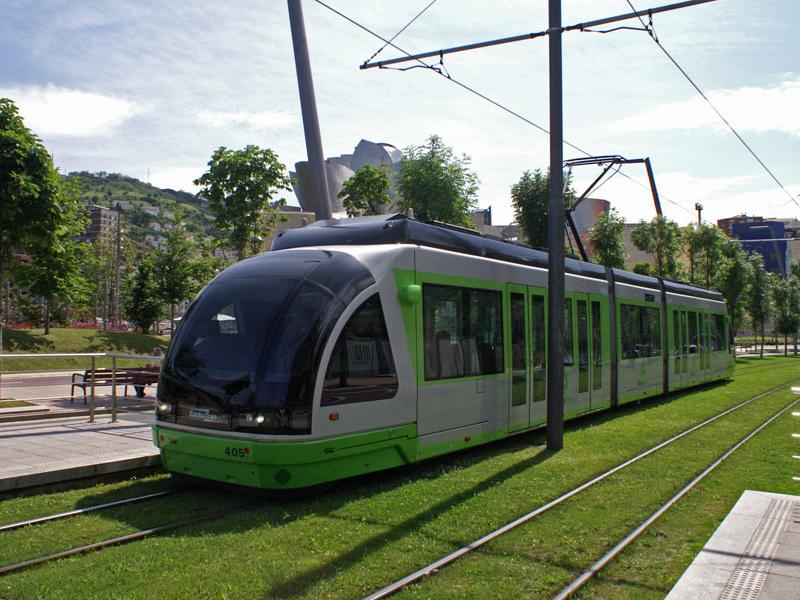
[672,308,687,389]
[508,285,547,432]
[572,294,601,415]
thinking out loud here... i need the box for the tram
[153,214,734,489]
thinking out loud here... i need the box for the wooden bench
[70,368,160,404]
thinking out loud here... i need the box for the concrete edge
[0,453,163,492]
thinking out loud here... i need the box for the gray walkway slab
[0,412,161,492]
[667,490,800,600]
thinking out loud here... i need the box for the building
[717,214,764,236]
[141,205,160,217]
[731,220,790,275]
[263,209,317,250]
[291,139,404,217]
[84,205,119,243]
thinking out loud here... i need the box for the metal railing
[0,352,162,423]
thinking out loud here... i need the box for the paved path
[668,490,800,599]
[0,412,161,492]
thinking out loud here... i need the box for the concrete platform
[0,412,161,493]
[667,490,800,599]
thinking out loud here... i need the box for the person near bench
[133,347,162,398]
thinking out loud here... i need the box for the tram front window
[158,250,374,434]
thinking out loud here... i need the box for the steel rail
[363,380,796,600]
[554,395,800,599]
[0,502,257,577]
[0,490,180,533]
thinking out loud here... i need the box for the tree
[194,145,291,259]
[631,216,684,279]
[0,98,64,319]
[155,215,201,336]
[21,181,90,334]
[124,254,163,334]
[684,223,727,287]
[511,168,576,249]
[588,209,626,269]
[745,252,773,358]
[338,164,391,217]
[397,135,479,227]
[772,275,800,356]
[713,240,750,336]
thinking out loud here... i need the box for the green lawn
[0,357,798,599]
[0,328,169,372]
[0,401,34,408]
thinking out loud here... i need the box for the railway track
[363,380,799,600]
[0,379,794,584]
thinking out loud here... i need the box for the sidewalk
[0,412,161,492]
[667,490,800,599]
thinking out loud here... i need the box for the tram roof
[272,214,722,302]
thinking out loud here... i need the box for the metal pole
[644,158,663,216]
[288,0,332,220]
[111,356,117,423]
[695,202,703,226]
[546,0,565,451]
[89,356,96,423]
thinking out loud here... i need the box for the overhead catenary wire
[311,0,695,217]
[624,0,800,210]
[362,0,439,65]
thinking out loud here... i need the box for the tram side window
[321,294,398,406]
[620,304,661,359]
[422,284,504,381]
[713,314,726,351]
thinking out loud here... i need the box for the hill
[63,171,221,248]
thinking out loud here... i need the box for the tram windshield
[158,250,374,434]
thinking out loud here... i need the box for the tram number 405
[224,446,250,458]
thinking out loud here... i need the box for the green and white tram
[153,214,734,489]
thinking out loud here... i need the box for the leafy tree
[684,223,727,287]
[397,135,478,227]
[745,252,773,358]
[588,209,626,269]
[0,98,64,320]
[155,214,201,335]
[124,254,163,334]
[338,164,391,217]
[511,169,576,249]
[21,181,90,334]
[631,216,684,279]
[633,263,653,276]
[772,275,800,356]
[194,145,291,258]
[713,240,750,335]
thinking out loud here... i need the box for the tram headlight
[255,414,265,425]
[156,400,172,415]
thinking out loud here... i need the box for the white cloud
[610,76,800,137]
[196,109,298,131]
[0,84,144,137]
[148,167,202,193]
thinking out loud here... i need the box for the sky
[1,0,798,227]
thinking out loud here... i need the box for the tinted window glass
[577,299,588,393]
[423,284,504,380]
[620,304,661,359]
[564,300,574,366]
[321,295,397,406]
[531,295,547,402]
[591,300,603,391]
[511,293,527,406]
[713,314,726,351]
[688,311,698,353]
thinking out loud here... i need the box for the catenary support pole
[546,0,565,451]
[288,0,332,220]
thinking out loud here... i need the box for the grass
[0,357,797,599]
[0,328,169,372]
[0,400,34,408]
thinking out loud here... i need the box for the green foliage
[155,215,203,334]
[124,254,163,333]
[633,262,653,276]
[397,135,478,227]
[194,145,291,258]
[338,164,391,217]
[20,180,91,333]
[588,209,626,269]
[684,223,727,287]
[631,215,684,279]
[772,275,800,344]
[0,98,65,302]
[745,252,773,356]
[511,169,575,249]
[713,240,750,334]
